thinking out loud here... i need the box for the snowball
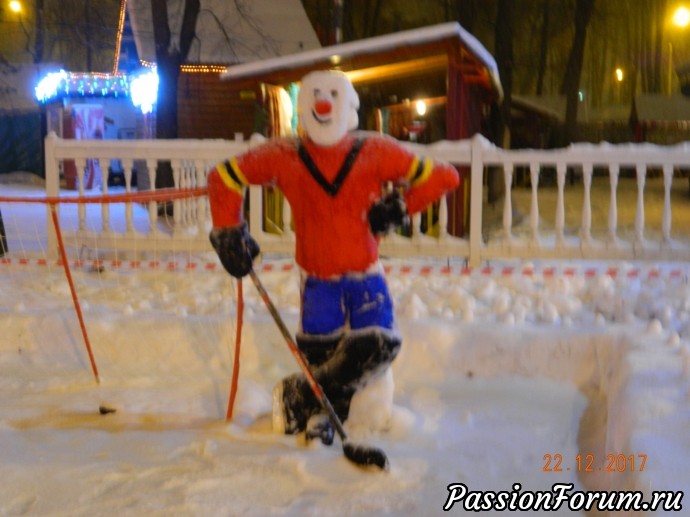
[512,305,527,324]
[476,278,497,302]
[646,319,664,335]
[666,332,681,348]
[403,293,428,320]
[492,292,512,316]
[448,290,475,313]
[540,301,560,324]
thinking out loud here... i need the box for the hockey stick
[248,267,389,471]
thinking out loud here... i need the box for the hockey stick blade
[343,441,389,471]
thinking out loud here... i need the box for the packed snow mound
[1,259,689,516]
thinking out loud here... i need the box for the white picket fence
[43,131,690,266]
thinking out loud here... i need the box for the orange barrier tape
[0,187,208,205]
[1,257,689,281]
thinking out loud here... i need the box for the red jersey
[208,132,459,278]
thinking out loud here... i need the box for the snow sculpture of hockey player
[207,70,459,444]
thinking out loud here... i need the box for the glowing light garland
[35,61,223,114]
[140,59,228,74]
[112,0,128,74]
[34,70,69,103]
[35,69,159,115]
[35,70,130,103]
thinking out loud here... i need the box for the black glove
[209,222,260,278]
[368,190,409,236]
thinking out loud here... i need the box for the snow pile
[1,258,689,516]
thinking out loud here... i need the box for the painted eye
[313,88,321,97]
[331,90,338,98]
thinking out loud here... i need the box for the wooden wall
[177,72,260,140]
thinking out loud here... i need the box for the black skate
[272,374,316,435]
[305,413,334,446]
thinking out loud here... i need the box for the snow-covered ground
[1,175,689,516]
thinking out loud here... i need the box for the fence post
[249,186,264,242]
[468,135,485,267]
[634,163,646,250]
[45,132,59,259]
[662,163,674,245]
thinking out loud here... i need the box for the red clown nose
[314,99,332,115]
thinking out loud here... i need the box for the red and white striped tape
[1,256,688,281]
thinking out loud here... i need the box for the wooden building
[220,22,502,142]
[630,93,690,145]
[219,23,503,236]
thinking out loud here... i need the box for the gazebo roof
[220,22,502,99]
[633,93,690,122]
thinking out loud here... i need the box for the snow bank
[1,258,689,516]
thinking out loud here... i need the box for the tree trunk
[150,0,199,190]
[485,0,514,204]
[84,0,92,70]
[560,0,595,145]
[451,0,478,33]
[536,0,549,95]
[33,0,45,64]
[652,0,667,93]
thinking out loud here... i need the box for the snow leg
[273,330,401,435]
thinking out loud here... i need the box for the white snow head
[298,70,359,146]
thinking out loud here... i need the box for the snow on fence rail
[42,131,690,266]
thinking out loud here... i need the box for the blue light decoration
[34,69,159,114]
[34,70,69,102]
[129,69,159,115]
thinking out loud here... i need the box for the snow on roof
[513,94,630,123]
[126,0,321,65]
[221,22,502,98]
[634,93,690,122]
[511,95,564,121]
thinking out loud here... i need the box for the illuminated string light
[130,69,159,114]
[140,60,227,74]
[112,0,128,74]
[35,71,129,103]
[34,70,69,102]
[35,60,222,113]
[181,64,228,73]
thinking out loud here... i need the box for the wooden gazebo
[220,22,503,236]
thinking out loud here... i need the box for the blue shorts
[299,272,395,336]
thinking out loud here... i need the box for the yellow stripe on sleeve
[216,158,248,195]
[406,157,433,187]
